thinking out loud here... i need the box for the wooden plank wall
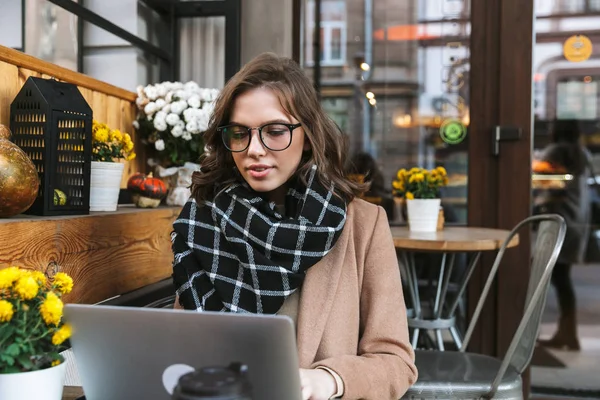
[0,45,146,188]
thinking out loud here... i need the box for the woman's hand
[299,368,337,400]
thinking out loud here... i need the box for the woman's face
[229,87,308,204]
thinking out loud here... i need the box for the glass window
[302,0,471,223]
[305,0,347,66]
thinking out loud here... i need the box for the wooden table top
[390,226,520,252]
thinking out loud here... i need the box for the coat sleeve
[311,206,418,399]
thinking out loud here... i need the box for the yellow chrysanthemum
[122,133,132,143]
[93,128,109,143]
[40,292,64,326]
[396,169,407,180]
[436,166,447,176]
[409,173,425,183]
[51,324,72,345]
[28,270,47,286]
[110,129,123,142]
[14,275,39,300]
[123,140,134,152]
[53,272,73,295]
[51,360,62,367]
[126,152,136,161]
[405,192,415,200]
[0,300,14,322]
[0,266,22,289]
[392,180,404,190]
[409,167,421,175]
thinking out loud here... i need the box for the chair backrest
[460,214,566,396]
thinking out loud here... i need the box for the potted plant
[90,120,136,211]
[0,266,74,400]
[392,166,449,232]
[134,81,219,206]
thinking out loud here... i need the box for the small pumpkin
[127,172,167,208]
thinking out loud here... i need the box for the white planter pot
[89,161,125,211]
[0,361,66,400]
[406,198,441,232]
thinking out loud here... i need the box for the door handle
[492,126,522,156]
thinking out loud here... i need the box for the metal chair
[402,214,566,400]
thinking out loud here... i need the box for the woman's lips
[247,167,272,179]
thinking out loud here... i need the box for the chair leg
[411,328,420,349]
[449,326,463,350]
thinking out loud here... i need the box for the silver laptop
[64,304,302,400]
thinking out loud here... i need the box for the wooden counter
[0,206,180,304]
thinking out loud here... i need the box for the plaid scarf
[171,165,347,313]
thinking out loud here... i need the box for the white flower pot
[406,198,441,232]
[0,361,66,400]
[89,161,125,211]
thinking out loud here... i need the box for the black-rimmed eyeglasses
[218,122,302,152]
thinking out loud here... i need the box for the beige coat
[175,198,417,399]
[296,198,417,399]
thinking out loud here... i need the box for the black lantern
[10,77,92,216]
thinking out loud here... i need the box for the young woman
[535,119,591,351]
[171,53,417,399]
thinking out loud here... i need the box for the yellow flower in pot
[0,266,74,400]
[392,167,449,232]
[90,120,137,212]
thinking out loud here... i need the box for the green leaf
[17,355,33,369]
[1,365,21,373]
[1,354,15,366]
[5,343,20,357]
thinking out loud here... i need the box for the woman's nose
[246,129,267,156]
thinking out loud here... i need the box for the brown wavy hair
[191,52,366,203]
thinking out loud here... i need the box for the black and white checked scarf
[171,165,347,313]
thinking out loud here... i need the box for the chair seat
[402,350,523,400]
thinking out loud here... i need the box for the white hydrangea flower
[184,81,200,92]
[144,102,158,115]
[171,125,184,138]
[175,90,192,101]
[182,131,193,141]
[156,84,168,98]
[171,100,188,115]
[196,114,209,133]
[132,120,140,129]
[136,85,145,98]
[166,113,181,126]
[154,119,168,132]
[144,86,159,101]
[154,111,167,123]
[165,91,174,103]
[155,99,166,109]
[162,104,171,114]
[187,95,201,109]
[154,139,165,151]
[186,120,199,134]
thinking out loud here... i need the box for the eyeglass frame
[218,122,302,152]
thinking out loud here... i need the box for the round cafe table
[391,226,519,351]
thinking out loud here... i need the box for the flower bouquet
[89,120,136,211]
[92,120,136,163]
[392,167,449,232]
[0,266,73,399]
[134,81,219,167]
